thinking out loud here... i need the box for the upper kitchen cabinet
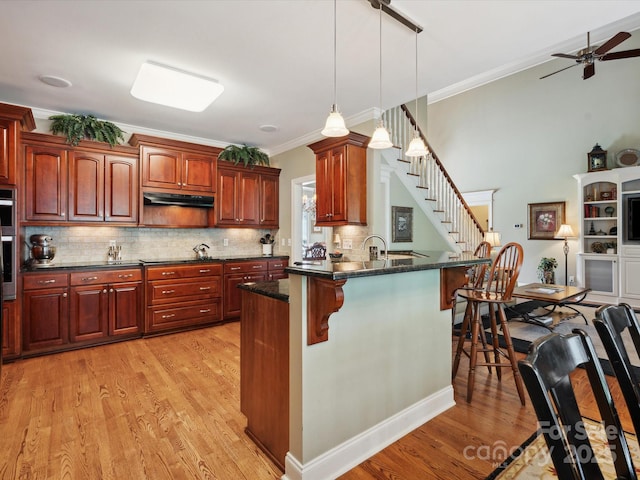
[0,103,35,185]
[22,132,139,224]
[308,132,369,226]
[216,162,281,228]
[129,134,221,195]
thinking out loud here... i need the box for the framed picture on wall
[392,206,413,242]
[528,201,565,240]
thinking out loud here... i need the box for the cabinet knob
[61,213,65,217]
[110,288,114,293]
[178,182,182,186]
[103,289,107,294]
[63,292,67,298]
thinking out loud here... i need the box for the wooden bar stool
[451,240,491,326]
[452,242,527,405]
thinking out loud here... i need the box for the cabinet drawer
[148,278,221,304]
[23,273,69,290]
[146,263,222,280]
[267,259,287,271]
[70,268,142,286]
[147,299,221,332]
[224,261,268,274]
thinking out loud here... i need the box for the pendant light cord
[414,28,419,131]
[332,0,337,108]
[378,5,383,119]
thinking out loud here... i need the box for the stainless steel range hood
[143,192,214,208]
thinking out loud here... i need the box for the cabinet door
[621,257,640,299]
[2,300,19,359]
[315,150,333,224]
[328,147,347,222]
[260,173,279,227]
[22,287,68,350]
[183,152,215,193]
[224,272,267,319]
[0,118,16,185]
[110,281,142,336]
[239,171,260,225]
[68,150,104,222]
[105,155,138,223]
[141,146,181,190]
[69,284,109,342]
[24,145,68,221]
[217,168,239,225]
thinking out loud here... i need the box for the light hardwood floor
[0,323,633,479]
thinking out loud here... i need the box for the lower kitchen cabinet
[145,263,223,334]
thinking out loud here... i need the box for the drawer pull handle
[252,265,264,269]
[162,271,176,276]
[118,274,134,279]
[272,264,283,268]
[161,290,175,295]
[199,309,211,313]
[230,267,241,271]
[38,279,56,284]
[82,276,99,281]
[161,313,176,319]
[199,286,211,291]
[199,269,211,273]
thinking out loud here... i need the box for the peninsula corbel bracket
[307,277,347,345]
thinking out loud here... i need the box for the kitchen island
[240,251,489,480]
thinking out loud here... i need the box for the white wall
[427,29,640,284]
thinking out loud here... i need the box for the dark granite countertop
[21,254,289,272]
[284,250,489,280]
[238,279,289,302]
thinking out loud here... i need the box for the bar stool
[452,242,527,404]
[451,241,491,326]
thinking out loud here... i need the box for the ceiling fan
[541,31,640,80]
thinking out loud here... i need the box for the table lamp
[555,224,575,286]
[485,229,501,249]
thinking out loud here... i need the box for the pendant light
[322,0,349,137]
[368,3,392,149]
[405,28,428,158]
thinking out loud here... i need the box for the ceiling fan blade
[594,31,631,55]
[583,63,595,79]
[552,53,581,60]
[540,63,578,79]
[600,48,640,61]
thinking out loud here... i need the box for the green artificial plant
[537,257,558,282]
[218,144,270,168]
[49,114,125,147]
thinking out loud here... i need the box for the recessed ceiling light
[130,61,224,112]
[39,75,72,88]
[259,125,279,132]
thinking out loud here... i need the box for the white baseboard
[281,386,455,480]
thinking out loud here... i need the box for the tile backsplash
[23,226,283,265]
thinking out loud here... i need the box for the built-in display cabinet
[575,166,640,307]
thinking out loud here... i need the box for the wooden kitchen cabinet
[130,134,220,194]
[223,260,268,319]
[23,142,68,222]
[216,163,281,228]
[308,132,369,226]
[68,150,138,223]
[2,300,20,360]
[69,269,143,343]
[0,103,35,185]
[145,263,223,334]
[267,258,288,280]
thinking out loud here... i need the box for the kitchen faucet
[361,234,388,261]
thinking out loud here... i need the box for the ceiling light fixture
[368,3,392,150]
[321,0,348,137]
[130,61,224,112]
[405,29,428,158]
[39,75,72,88]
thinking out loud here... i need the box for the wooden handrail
[400,104,484,235]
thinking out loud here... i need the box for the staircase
[382,104,484,254]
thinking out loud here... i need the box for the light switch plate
[223,238,229,246]
[343,239,353,249]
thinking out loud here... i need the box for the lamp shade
[485,230,501,248]
[333,233,341,244]
[369,121,393,149]
[555,224,575,239]
[405,133,428,157]
[321,106,349,137]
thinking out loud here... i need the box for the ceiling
[3,1,640,155]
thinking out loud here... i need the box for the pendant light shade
[322,104,349,137]
[368,4,392,150]
[405,28,427,158]
[322,0,348,138]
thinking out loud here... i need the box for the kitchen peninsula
[240,251,489,480]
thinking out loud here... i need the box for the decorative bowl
[329,253,343,261]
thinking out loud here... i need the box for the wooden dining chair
[452,242,526,404]
[518,330,637,480]
[451,240,491,326]
[594,303,640,440]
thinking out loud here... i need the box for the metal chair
[518,330,637,480]
[452,242,526,404]
[451,241,491,326]
[594,303,640,440]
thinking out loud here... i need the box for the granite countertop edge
[238,279,289,302]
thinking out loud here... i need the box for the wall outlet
[223,238,229,247]
[342,239,353,249]
[287,238,291,246]
[569,275,575,285]
[281,238,286,246]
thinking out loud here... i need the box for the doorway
[291,175,330,263]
